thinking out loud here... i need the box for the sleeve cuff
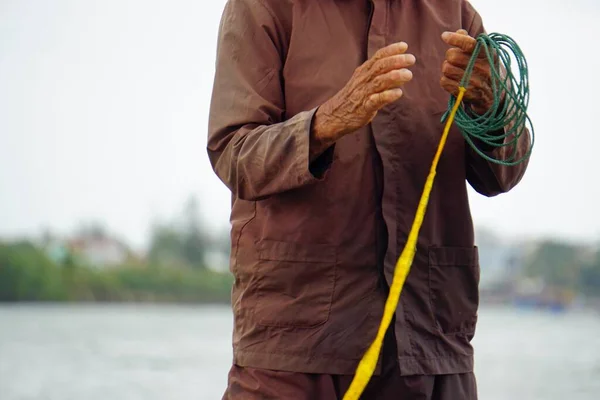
[294,107,335,185]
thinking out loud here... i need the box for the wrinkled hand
[440,29,494,114]
[313,42,416,144]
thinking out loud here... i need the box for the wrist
[312,104,346,143]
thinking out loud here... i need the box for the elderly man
[207,0,530,398]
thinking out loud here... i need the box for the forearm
[462,7,531,195]
[465,117,531,196]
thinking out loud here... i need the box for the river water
[0,304,598,399]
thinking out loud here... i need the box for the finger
[442,61,490,91]
[440,76,460,97]
[446,50,492,82]
[365,88,403,112]
[473,57,492,76]
[440,76,489,106]
[360,42,409,75]
[371,53,416,76]
[464,77,493,108]
[371,68,413,92]
[371,42,408,62]
[445,48,471,69]
[441,61,466,82]
[456,29,468,36]
[441,31,476,53]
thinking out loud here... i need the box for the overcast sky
[1,0,598,250]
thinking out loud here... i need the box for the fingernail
[407,54,416,64]
[442,32,451,40]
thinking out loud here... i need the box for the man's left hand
[440,29,493,114]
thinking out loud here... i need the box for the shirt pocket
[255,240,337,329]
[428,246,480,335]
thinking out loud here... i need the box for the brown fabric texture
[208,0,530,378]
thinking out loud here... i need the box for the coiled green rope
[441,32,534,166]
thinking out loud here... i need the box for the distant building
[41,228,133,268]
[67,235,130,268]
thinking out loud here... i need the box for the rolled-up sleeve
[207,0,333,201]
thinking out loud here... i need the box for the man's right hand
[310,42,416,157]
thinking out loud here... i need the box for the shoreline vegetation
[1,237,599,311]
[0,240,232,304]
[1,198,598,309]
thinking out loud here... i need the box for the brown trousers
[222,331,477,400]
[223,366,476,400]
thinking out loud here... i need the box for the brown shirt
[207,0,530,376]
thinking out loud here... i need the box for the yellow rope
[342,87,467,400]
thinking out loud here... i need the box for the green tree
[523,240,581,289]
[0,241,67,301]
[147,224,186,267]
[181,195,206,268]
[147,196,209,269]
